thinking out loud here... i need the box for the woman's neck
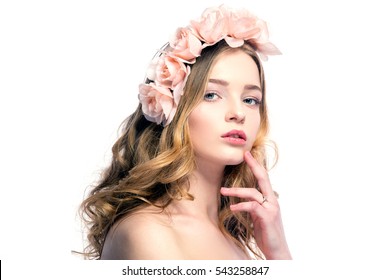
[169,158,224,226]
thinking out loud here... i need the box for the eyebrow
[208,78,262,92]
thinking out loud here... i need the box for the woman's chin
[223,156,245,166]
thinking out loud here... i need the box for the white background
[1,0,390,279]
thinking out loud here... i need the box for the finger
[244,151,274,198]
[220,187,265,205]
[230,200,264,213]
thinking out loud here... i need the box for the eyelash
[243,97,261,106]
[204,92,219,101]
[203,92,261,105]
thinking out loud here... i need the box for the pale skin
[101,51,291,260]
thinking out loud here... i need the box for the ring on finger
[260,196,268,205]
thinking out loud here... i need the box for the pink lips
[221,129,247,145]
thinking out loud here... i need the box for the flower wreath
[138,4,281,126]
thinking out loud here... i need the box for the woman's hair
[79,40,276,259]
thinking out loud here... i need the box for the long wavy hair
[79,40,277,259]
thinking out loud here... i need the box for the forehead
[209,50,261,86]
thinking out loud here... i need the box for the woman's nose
[225,101,245,124]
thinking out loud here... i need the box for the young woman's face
[189,50,262,166]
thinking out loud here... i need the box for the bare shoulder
[101,206,183,259]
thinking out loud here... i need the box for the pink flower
[172,64,191,105]
[151,54,187,89]
[139,83,176,125]
[142,53,191,126]
[169,27,202,63]
[224,7,265,47]
[190,5,228,46]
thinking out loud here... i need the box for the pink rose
[138,83,176,125]
[223,6,282,60]
[190,5,228,46]
[147,55,189,91]
[172,64,191,105]
[169,27,202,63]
[224,8,265,47]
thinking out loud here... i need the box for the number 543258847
[215,266,269,276]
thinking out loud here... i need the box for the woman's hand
[220,151,292,260]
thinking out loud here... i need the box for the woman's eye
[204,92,219,101]
[243,97,261,106]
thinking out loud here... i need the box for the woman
[80,4,291,260]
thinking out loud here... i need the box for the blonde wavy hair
[79,41,277,259]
